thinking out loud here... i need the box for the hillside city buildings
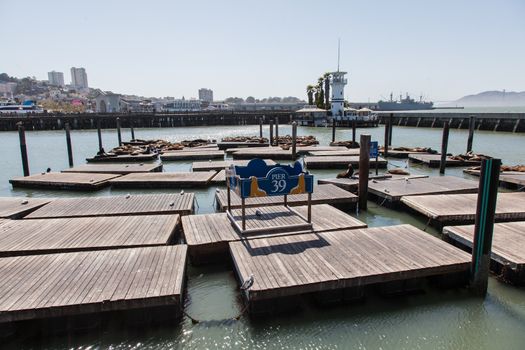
[47,71,65,87]
[198,88,213,103]
[70,67,88,89]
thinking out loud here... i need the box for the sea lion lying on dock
[337,164,355,178]
[387,169,411,176]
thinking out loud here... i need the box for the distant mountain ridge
[454,90,525,107]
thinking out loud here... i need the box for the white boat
[0,101,44,114]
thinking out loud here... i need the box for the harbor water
[2,124,525,349]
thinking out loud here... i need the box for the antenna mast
[337,38,341,72]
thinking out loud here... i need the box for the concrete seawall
[378,112,525,133]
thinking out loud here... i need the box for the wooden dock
[304,156,388,169]
[443,222,525,284]
[109,171,217,188]
[215,184,358,211]
[318,174,428,193]
[211,169,226,184]
[217,141,269,150]
[229,224,471,311]
[160,150,225,161]
[0,197,52,219]
[0,215,180,257]
[10,172,121,191]
[409,154,481,168]
[464,169,525,189]
[192,159,276,172]
[401,192,525,226]
[62,163,163,174]
[380,148,433,158]
[181,204,367,264]
[231,147,296,160]
[368,176,479,203]
[86,153,159,163]
[308,150,360,157]
[25,193,195,219]
[0,245,187,324]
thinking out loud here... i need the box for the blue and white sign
[369,141,379,158]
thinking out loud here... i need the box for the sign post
[370,141,379,175]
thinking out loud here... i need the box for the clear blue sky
[1,0,524,101]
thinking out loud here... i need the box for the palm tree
[317,77,325,109]
[306,85,314,105]
[323,72,331,109]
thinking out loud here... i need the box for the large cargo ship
[378,93,433,111]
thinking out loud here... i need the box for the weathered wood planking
[368,176,479,202]
[304,156,388,169]
[381,148,433,158]
[215,184,358,211]
[318,174,429,193]
[0,197,52,219]
[0,245,187,323]
[463,169,525,189]
[211,169,226,184]
[229,224,471,303]
[217,142,269,150]
[86,153,159,163]
[181,204,367,264]
[62,163,163,174]
[401,192,525,225]
[231,147,296,160]
[443,222,525,284]
[192,159,276,172]
[409,154,481,168]
[308,150,360,156]
[109,171,217,188]
[25,193,194,219]
[10,172,121,191]
[160,150,225,161]
[0,215,180,257]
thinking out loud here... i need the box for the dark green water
[2,125,524,349]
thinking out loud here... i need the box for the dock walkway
[409,154,480,168]
[0,245,187,324]
[443,222,525,284]
[192,159,276,172]
[62,163,163,174]
[318,174,428,193]
[0,215,179,257]
[10,172,120,191]
[0,197,52,219]
[86,153,159,163]
[160,150,225,161]
[181,204,366,264]
[215,184,357,211]
[25,193,194,219]
[109,171,217,188]
[229,224,471,309]
[401,192,525,226]
[304,156,387,169]
[368,176,479,203]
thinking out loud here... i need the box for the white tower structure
[330,40,347,118]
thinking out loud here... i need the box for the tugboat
[378,93,433,111]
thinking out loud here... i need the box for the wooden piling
[130,118,135,140]
[116,117,122,146]
[65,122,73,167]
[467,115,475,153]
[439,121,450,175]
[269,119,274,146]
[97,119,103,152]
[259,118,263,138]
[275,117,279,142]
[17,123,29,176]
[470,158,501,296]
[352,120,356,143]
[292,121,297,158]
[332,117,336,143]
[388,113,393,146]
[383,119,390,157]
[358,134,371,211]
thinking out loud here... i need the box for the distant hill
[453,90,525,107]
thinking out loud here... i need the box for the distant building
[47,71,65,87]
[198,88,213,103]
[228,102,304,111]
[330,71,347,117]
[162,98,202,112]
[70,67,88,89]
[0,82,17,98]
[92,90,121,113]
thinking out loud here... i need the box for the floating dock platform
[25,193,195,219]
[9,172,120,191]
[381,148,433,158]
[217,142,269,150]
[0,215,180,257]
[230,147,296,160]
[308,150,361,157]
[319,174,428,193]
[210,169,226,184]
[464,169,525,190]
[181,204,367,264]
[0,245,187,324]
[160,150,225,161]
[409,154,481,168]
[215,184,358,211]
[443,222,525,285]
[368,176,479,203]
[192,159,276,172]
[229,224,471,314]
[0,197,52,219]
[304,156,388,169]
[109,171,217,188]
[401,192,525,227]
[62,163,163,174]
[86,153,159,163]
